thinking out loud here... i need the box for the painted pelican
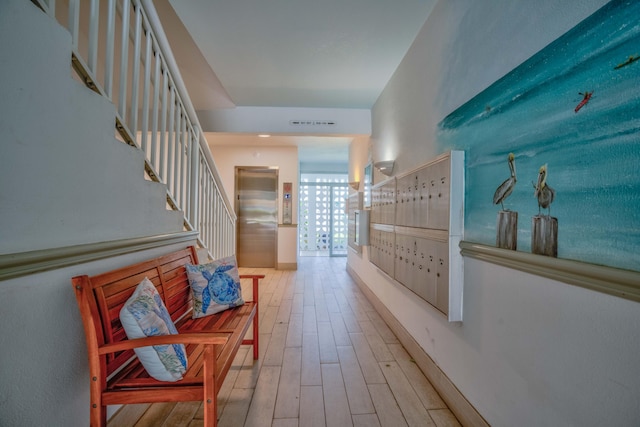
[534,164,555,215]
[493,153,516,210]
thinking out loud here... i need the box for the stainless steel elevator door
[235,167,277,267]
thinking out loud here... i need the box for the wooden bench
[72,246,263,426]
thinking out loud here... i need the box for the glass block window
[299,174,348,256]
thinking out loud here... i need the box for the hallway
[108,256,460,426]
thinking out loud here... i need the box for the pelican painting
[493,153,516,210]
[533,164,555,215]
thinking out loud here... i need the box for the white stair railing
[32,0,236,260]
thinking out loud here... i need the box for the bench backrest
[72,247,199,377]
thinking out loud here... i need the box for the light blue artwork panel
[437,0,640,272]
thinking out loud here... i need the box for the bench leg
[248,275,261,360]
[89,400,106,426]
[89,373,106,426]
[253,310,259,360]
[203,345,218,427]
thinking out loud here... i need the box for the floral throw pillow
[185,255,244,318]
[119,277,188,382]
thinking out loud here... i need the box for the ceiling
[161,0,436,165]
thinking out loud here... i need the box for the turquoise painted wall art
[437,0,640,272]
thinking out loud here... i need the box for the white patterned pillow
[185,256,244,318]
[119,277,188,382]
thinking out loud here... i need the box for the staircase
[0,0,236,261]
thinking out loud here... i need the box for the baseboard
[346,264,489,427]
[277,262,297,270]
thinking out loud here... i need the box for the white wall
[350,0,640,425]
[348,136,370,185]
[198,106,371,135]
[0,1,193,425]
[0,241,197,427]
[208,144,299,267]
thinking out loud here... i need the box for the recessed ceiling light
[258,134,271,138]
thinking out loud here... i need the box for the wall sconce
[374,160,395,176]
[349,181,360,190]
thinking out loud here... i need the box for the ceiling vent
[289,120,336,126]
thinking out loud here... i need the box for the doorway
[299,174,348,257]
[235,167,277,267]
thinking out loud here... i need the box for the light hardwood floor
[108,256,461,427]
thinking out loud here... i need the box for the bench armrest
[240,274,264,303]
[98,333,229,355]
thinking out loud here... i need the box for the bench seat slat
[102,386,204,405]
[106,303,255,388]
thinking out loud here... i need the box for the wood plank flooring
[108,256,460,427]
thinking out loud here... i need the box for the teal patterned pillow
[185,255,244,318]
[119,277,188,382]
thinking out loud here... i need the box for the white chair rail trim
[460,241,640,303]
[0,231,198,281]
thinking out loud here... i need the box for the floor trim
[346,264,489,427]
[277,262,298,270]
